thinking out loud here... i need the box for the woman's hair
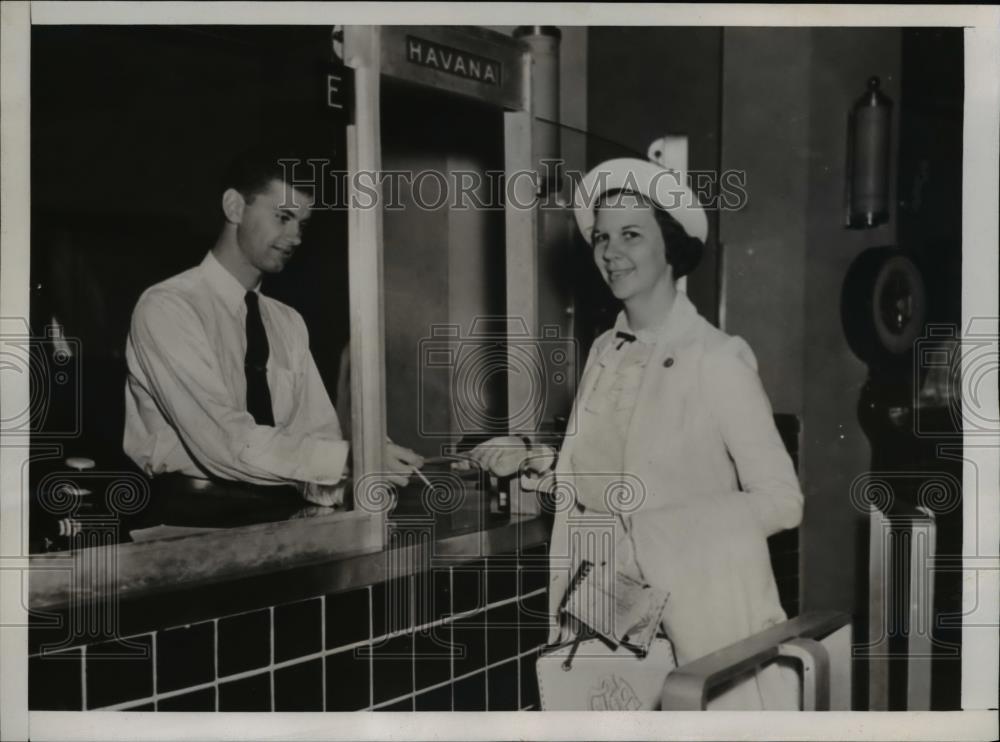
[594,188,704,279]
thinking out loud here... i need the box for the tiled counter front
[30,530,550,711]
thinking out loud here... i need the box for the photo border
[2,3,997,741]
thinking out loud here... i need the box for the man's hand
[301,481,346,508]
[384,441,424,488]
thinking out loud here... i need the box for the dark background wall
[718,28,813,416]
[585,26,724,335]
[894,28,965,710]
[715,27,908,620]
[31,26,351,466]
[897,28,964,319]
[797,28,902,628]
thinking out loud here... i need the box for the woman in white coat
[470,158,804,710]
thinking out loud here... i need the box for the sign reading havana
[405,35,502,87]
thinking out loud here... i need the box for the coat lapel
[556,330,613,475]
[623,293,703,498]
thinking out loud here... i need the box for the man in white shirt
[124,148,421,509]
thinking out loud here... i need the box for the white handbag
[536,508,677,710]
[536,632,677,710]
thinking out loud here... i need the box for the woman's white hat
[572,157,709,243]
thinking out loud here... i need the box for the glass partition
[27,25,358,552]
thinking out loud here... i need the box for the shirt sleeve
[701,336,804,536]
[127,289,349,486]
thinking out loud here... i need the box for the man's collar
[202,251,261,313]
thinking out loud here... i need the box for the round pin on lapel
[662,357,675,368]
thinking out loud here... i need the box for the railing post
[778,637,831,711]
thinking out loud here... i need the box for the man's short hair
[222,146,319,204]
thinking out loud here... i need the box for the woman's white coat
[547,291,804,708]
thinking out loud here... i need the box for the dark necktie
[614,330,637,350]
[244,291,275,426]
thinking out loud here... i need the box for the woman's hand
[520,467,557,494]
[468,436,529,477]
[468,437,557,478]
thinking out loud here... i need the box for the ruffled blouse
[569,323,659,512]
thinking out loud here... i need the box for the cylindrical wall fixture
[846,76,893,229]
[513,26,562,195]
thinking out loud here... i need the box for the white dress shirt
[124,252,349,487]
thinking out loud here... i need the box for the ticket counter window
[27,25,355,551]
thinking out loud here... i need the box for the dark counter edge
[28,512,550,640]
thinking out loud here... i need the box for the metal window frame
[342,26,536,548]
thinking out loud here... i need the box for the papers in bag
[561,560,669,654]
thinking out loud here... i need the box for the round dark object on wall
[841,246,928,366]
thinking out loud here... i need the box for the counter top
[28,462,550,644]
[30,458,506,549]
[28,507,550,616]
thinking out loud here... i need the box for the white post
[344,27,387,532]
